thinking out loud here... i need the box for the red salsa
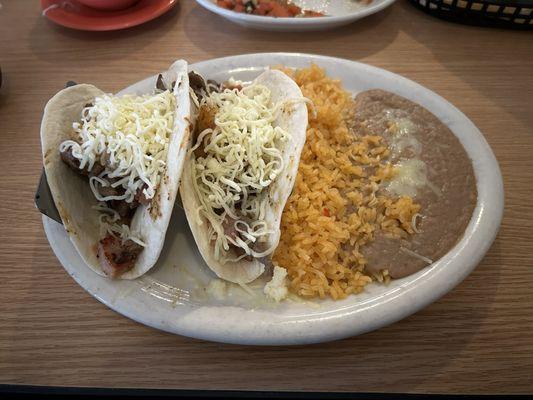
[215,0,325,17]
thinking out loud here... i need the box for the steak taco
[41,60,191,279]
[181,69,308,283]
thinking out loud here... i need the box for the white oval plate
[43,53,504,345]
[194,0,396,31]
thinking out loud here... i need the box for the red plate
[41,0,178,31]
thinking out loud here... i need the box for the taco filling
[58,76,176,277]
[189,78,291,266]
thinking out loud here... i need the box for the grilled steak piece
[97,235,143,278]
[60,146,105,176]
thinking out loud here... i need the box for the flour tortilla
[180,69,308,283]
[41,60,191,279]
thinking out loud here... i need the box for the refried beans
[351,89,477,279]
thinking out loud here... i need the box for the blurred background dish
[41,0,178,31]
[195,0,396,31]
[76,0,140,11]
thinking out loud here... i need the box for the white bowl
[43,53,504,345]
[194,0,397,31]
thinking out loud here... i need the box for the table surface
[1,0,532,395]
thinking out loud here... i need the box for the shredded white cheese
[411,212,423,234]
[264,266,289,302]
[92,203,145,245]
[206,279,228,300]
[190,83,289,263]
[60,90,176,243]
[399,246,433,265]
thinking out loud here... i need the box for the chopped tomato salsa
[216,0,325,18]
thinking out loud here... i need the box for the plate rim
[42,52,504,345]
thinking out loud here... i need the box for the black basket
[409,0,533,29]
